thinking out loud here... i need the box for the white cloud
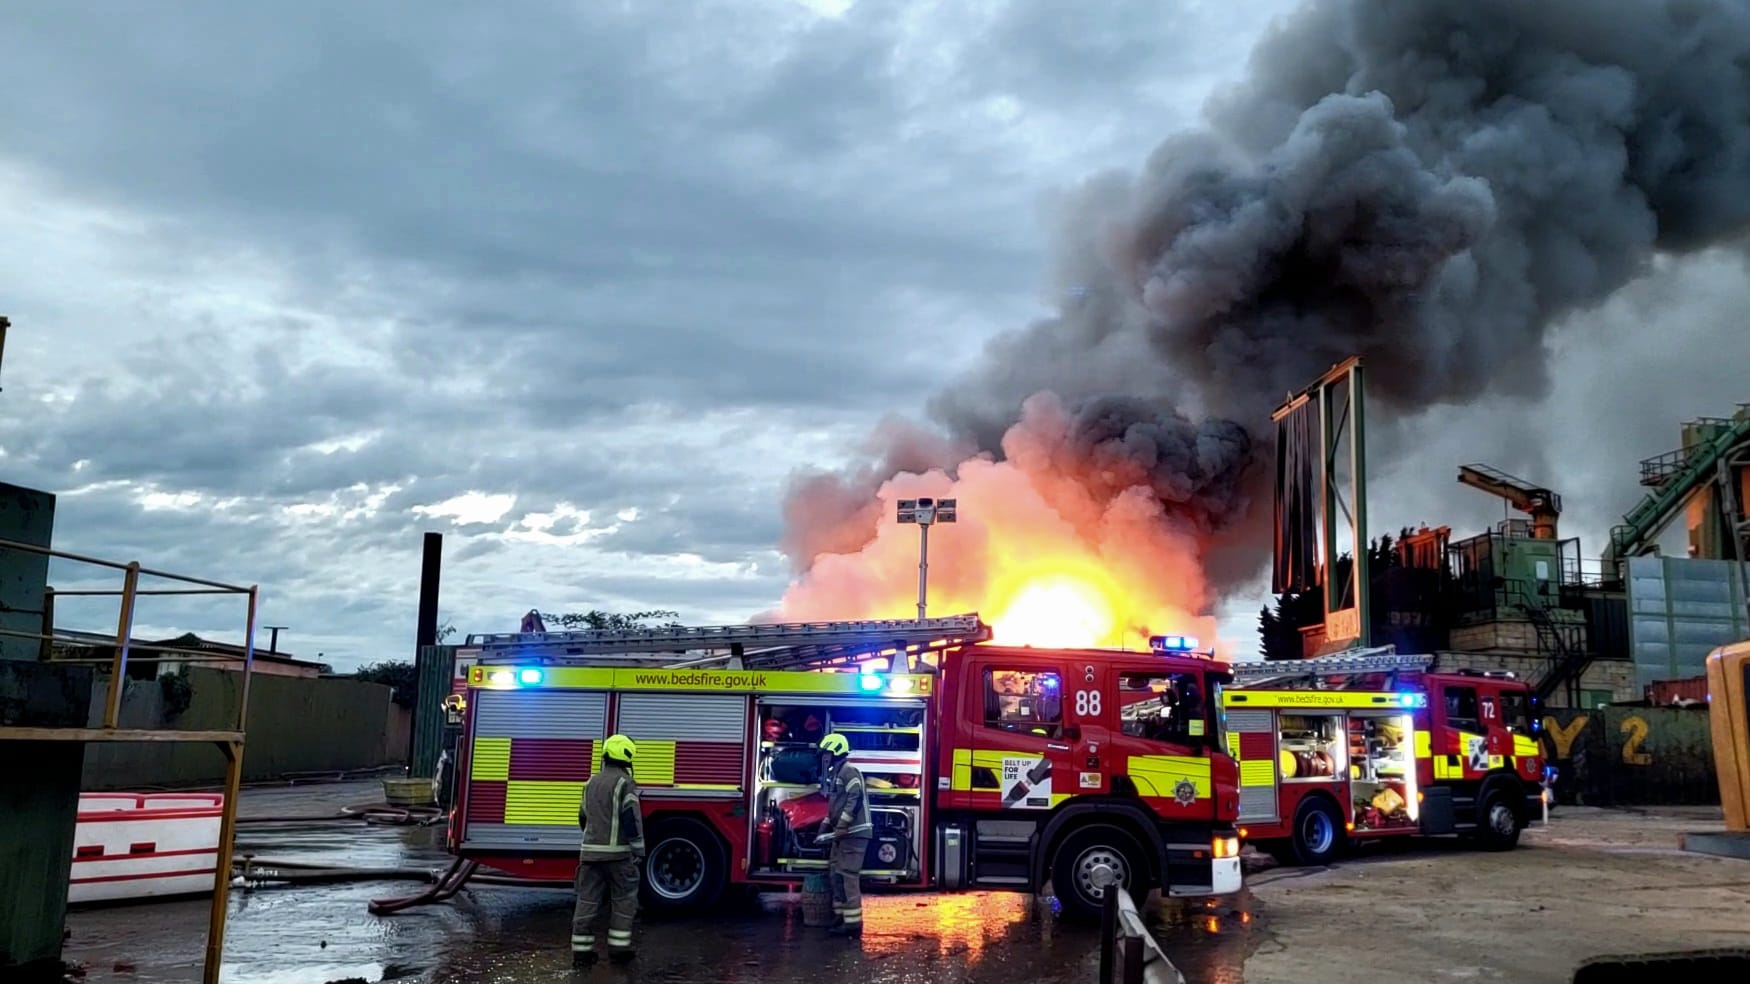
[413,492,517,526]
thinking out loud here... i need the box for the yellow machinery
[1705,641,1750,834]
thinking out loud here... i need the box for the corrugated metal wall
[1625,556,1750,690]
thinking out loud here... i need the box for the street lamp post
[896,497,956,623]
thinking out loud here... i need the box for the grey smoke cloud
[786,0,1750,590]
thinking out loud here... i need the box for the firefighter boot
[608,948,636,966]
[572,951,597,970]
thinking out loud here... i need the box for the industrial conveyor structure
[1606,405,1750,571]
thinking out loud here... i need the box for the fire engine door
[1480,693,1504,758]
[954,657,1095,810]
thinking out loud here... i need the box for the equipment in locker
[863,807,915,871]
[764,742,824,786]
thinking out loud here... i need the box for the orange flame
[779,395,1217,650]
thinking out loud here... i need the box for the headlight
[1212,836,1240,859]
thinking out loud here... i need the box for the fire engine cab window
[1446,687,1480,731]
[1118,673,1204,744]
[983,670,1063,738]
[1500,693,1531,734]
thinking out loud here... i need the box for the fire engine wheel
[641,819,727,911]
[1289,797,1344,866]
[1050,825,1148,922]
[1474,787,1522,851]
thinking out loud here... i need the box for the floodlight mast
[897,497,956,623]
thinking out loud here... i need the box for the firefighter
[571,734,644,967]
[816,732,872,937]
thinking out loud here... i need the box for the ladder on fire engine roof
[1228,647,1434,687]
[464,613,993,672]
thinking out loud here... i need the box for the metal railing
[1094,866,1184,984]
[0,536,257,984]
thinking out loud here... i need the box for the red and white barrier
[68,793,224,904]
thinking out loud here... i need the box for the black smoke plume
[786,0,1750,592]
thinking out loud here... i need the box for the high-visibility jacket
[578,761,645,860]
[826,760,872,838]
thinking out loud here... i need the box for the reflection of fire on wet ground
[62,781,1268,984]
[1149,888,1268,984]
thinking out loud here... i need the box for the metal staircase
[1513,585,1590,703]
[1606,407,1750,566]
[466,613,993,671]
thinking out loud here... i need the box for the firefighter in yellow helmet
[571,734,644,967]
[816,732,872,937]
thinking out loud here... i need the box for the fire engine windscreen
[1119,672,1207,746]
[776,0,1750,637]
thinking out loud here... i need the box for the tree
[537,609,682,631]
[355,660,419,707]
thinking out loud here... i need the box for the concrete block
[1682,831,1750,861]
[0,484,55,664]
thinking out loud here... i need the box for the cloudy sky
[2,0,1743,668]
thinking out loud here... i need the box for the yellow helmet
[819,733,851,758]
[603,734,636,765]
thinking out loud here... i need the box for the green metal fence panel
[412,644,457,779]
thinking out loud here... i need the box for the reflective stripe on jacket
[579,761,644,859]
[827,761,872,837]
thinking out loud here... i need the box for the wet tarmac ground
[62,780,1261,984]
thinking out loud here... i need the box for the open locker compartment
[1346,710,1419,835]
[1277,712,1345,784]
[749,696,928,883]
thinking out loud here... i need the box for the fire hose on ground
[231,855,564,911]
[233,801,446,827]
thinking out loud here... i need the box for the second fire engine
[1218,649,1548,865]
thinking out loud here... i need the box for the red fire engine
[1218,650,1547,865]
[445,615,1242,919]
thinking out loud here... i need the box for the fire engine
[445,614,1242,919]
[1218,649,1548,865]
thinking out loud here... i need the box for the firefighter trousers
[571,857,639,954]
[829,836,869,929]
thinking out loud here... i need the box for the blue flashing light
[517,667,543,685]
[1150,634,1199,653]
[858,673,884,693]
[1040,675,1059,690]
[1397,692,1427,708]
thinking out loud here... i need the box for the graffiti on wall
[1538,707,1717,806]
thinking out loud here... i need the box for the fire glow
[778,395,1217,650]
